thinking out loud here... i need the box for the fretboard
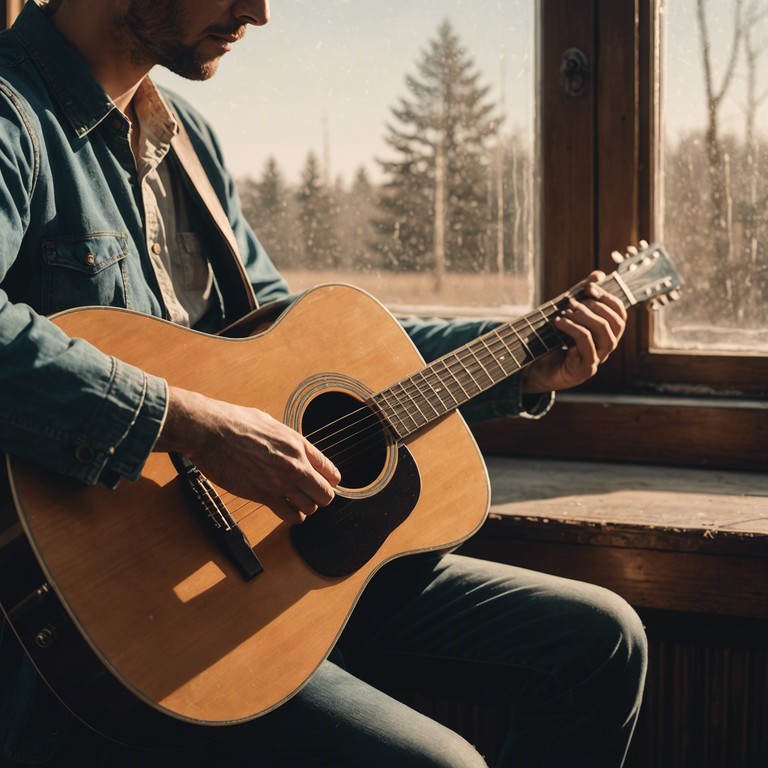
[370,273,629,440]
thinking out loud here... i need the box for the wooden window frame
[474,0,767,472]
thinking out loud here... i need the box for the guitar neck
[370,273,630,440]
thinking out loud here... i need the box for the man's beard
[114,0,221,81]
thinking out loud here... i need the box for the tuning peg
[626,245,639,255]
[639,239,649,249]
[668,288,682,302]
[611,250,625,264]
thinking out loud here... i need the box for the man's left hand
[522,271,627,394]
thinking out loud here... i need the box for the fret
[476,336,510,381]
[547,299,565,318]
[373,389,411,438]
[465,342,497,387]
[399,377,435,424]
[438,355,470,399]
[508,322,535,363]
[492,327,524,370]
[454,347,486,394]
[520,315,551,357]
[370,287,581,440]
[430,364,461,407]
[411,371,445,418]
[392,382,426,431]
[539,303,568,349]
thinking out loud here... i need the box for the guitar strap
[169,116,259,324]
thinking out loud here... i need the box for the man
[0,1,646,766]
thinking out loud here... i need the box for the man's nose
[232,0,270,26]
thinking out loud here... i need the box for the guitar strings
[374,279,623,435]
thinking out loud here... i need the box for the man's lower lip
[209,36,234,51]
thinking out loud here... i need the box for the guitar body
[1,284,490,742]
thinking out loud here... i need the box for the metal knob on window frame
[561,48,589,98]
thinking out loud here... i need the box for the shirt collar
[134,77,179,148]
[12,1,124,138]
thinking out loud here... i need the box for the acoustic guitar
[0,243,682,745]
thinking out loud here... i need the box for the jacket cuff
[98,366,168,486]
[460,373,555,424]
[56,358,168,486]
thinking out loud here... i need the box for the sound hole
[301,391,388,491]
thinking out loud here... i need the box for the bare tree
[696,0,744,302]
[741,0,768,318]
[743,2,768,165]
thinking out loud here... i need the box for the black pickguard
[290,444,421,577]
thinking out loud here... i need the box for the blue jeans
[46,554,647,767]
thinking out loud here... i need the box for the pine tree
[237,157,300,268]
[296,151,341,269]
[336,166,377,270]
[375,20,500,289]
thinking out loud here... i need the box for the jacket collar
[12,1,118,138]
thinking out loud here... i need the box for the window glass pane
[658,0,768,352]
[154,1,538,318]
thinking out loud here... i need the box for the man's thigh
[338,553,647,768]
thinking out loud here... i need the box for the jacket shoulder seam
[0,80,41,199]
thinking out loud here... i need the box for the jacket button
[74,445,95,464]
[85,253,95,266]
[151,242,162,255]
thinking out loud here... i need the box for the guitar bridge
[169,453,264,581]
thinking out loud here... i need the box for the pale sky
[152,0,766,185]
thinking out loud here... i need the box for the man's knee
[575,583,648,696]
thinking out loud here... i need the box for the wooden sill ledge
[458,458,768,618]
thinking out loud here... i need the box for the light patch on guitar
[172,561,227,603]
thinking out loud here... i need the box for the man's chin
[164,57,221,81]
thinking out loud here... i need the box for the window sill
[458,456,768,618]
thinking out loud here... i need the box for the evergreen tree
[375,20,500,287]
[237,157,301,267]
[337,166,377,270]
[296,152,341,269]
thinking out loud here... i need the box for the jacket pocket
[41,232,130,315]
[176,231,213,293]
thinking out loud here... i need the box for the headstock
[608,241,684,310]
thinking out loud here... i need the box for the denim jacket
[0,3,550,762]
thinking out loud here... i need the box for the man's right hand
[154,386,341,523]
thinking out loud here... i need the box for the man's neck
[46,1,150,113]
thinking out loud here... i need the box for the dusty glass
[658,0,768,352]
